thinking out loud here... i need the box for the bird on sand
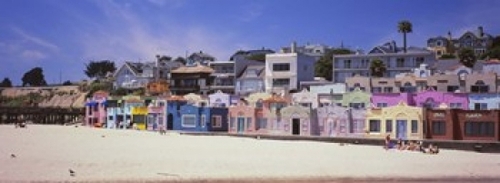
[69,169,76,176]
[10,154,16,158]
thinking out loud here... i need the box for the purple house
[413,89,468,109]
[371,93,415,108]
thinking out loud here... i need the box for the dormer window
[471,80,489,93]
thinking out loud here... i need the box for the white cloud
[21,50,47,60]
[78,0,248,64]
[11,27,60,52]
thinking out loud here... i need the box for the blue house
[173,104,228,132]
[166,96,188,130]
[468,93,500,110]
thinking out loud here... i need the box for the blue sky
[1,0,499,85]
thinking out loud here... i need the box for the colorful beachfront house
[291,89,318,109]
[122,96,146,129]
[413,89,469,109]
[105,96,124,129]
[315,105,366,137]
[365,102,424,140]
[302,82,346,107]
[85,91,108,127]
[371,93,415,108]
[341,87,371,109]
[166,93,228,132]
[208,90,231,107]
[273,104,315,136]
[228,92,271,134]
[131,105,148,130]
[146,98,167,131]
[262,94,289,135]
[468,93,500,110]
[166,95,188,130]
[174,102,229,132]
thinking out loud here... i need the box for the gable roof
[237,65,265,79]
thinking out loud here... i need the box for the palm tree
[398,20,413,53]
[370,59,387,77]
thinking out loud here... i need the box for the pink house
[413,89,469,109]
[228,92,271,134]
[371,93,415,108]
[85,91,108,127]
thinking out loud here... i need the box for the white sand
[1,125,500,182]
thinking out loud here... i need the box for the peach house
[228,92,271,134]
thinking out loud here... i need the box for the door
[396,120,407,140]
[237,117,245,133]
[167,114,173,130]
[292,118,300,135]
[327,119,334,137]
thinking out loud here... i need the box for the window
[182,115,196,127]
[247,117,252,129]
[372,87,382,93]
[416,57,424,67]
[396,58,405,67]
[447,86,459,92]
[258,118,267,130]
[200,115,206,127]
[349,103,365,109]
[229,117,235,129]
[211,115,222,127]
[450,103,462,109]
[432,121,446,135]
[108,116,114,120]
[255,100,263,108]
[273,78,290,86]
[377,103,388,108]
[474,103,488,110]
[411,120,418,133]
[437,80,448,84]
[344,60,351,68]
[272,63,290,71]
[369,120,381,132]
[386,120,392,133]
[465,122,495,137]
[300,103,311,108]
[471,80,489,93]
[383,87,393,93]
[400,82,416,93]
[132,115,146,124]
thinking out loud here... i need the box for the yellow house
[131,106,148,130]
[365,101,423,140]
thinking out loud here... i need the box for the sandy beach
[1,124,500,182]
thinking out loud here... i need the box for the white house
[264,52,316,93]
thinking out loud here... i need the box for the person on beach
[384,134,392,149]
[423,144,440,154]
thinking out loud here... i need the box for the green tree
[111,87,129,96]
[246,53,266,62]
[398,20,413,53]
[84,60,116,79]
[439,54,457,60]
[0,77,12,87]
[315,48,354,81]
[369,59,387,77]
[62,80,72,86]
[458,48,477,68]
[22,67,47,86]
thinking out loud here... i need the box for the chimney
[447,31,452,40]
[291,41,297,53]
[478,26,484,37]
